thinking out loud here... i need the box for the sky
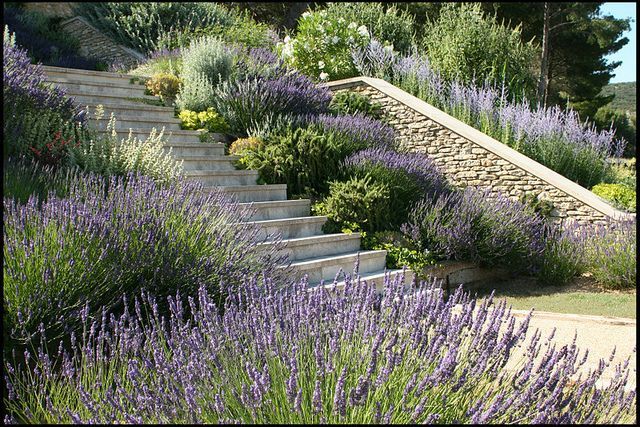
[600,2,636,83]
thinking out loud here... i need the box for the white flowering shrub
[278,8,370,81]
[69,106,184,183]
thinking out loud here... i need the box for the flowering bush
[212,71,331,137]
[229,137,263,156]
[402,188,548,274]
[145,72,182,104]
[179,107,230,134]
[68,109,184,183]
[3,172,286,350]
[279,8,371,81]
[4,272,636,423]
[3,27,85,161]
[353,41,625,189]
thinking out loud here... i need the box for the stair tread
[46,77,147,90]
[75,101,175,112]
[261,233,360,247]
[287,249,387,268]
[185,169,257,176]
[247,216,327,225]
[239,199,309,207]
[312,268,414,289]
[42,65,140,80]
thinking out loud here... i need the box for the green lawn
[469,276,637,319]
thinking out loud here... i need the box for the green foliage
[594,105,636,158]
[536,228,585,287]
[145,73,181,104]
[76,2,239,54]
[484,3,631,108]
[601,82,636,115]
[3,157,74,205]
[422,3,537,100]
[361,231,436,273]
[178,107,230,134]
[68,109,184,183]
[228,136,263,164]
[346,163,426,230]
[584,221,636,289]
[163,12,278,51]
[176,36,235,111]
[316,175,392,233]
[129,55,183,77]
[280,7,371,81]
[519,192,556,218]
[606,158,636,190]
[238,124,359,197]
[328,91,382,118]
[591,183,636,212]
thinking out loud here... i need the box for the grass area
[471,275,636,319]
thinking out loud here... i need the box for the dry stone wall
[326,78,633,227]
[59,17,145,69]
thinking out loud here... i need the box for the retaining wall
[59,16,145,69]
[326,77,634,227]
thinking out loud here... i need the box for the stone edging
[324,77,635,222]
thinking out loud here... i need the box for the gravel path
[507,309,636,389]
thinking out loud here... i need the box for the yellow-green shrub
[178,107,230,133]
[145,73,182,103]
[592,183,636,212]
[229,137,262,155]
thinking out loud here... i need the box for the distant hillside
[601,82,636,114]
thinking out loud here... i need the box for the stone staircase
[43,65,411,289]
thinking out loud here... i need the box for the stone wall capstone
[325,77,634,227]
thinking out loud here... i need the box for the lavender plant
[4,272,636,423]
[352,40,626,189]
[307,113,397,149]
[344,147,450,198]
[212,71,332,137]
[3,171,286,350]
[582,218,637,289]
[402,188,548,274]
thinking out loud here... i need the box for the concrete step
[47,79,149,98]
[239,199,311,221]
[65,92,162,108]
[164,142,226,157]
[261,233,362,262]
[89,117,182,132]
[94,128,203,144]
[43,65,140,86]
[285,250,388,285]
[247,216,327,239]
[205,184,288,202]
[180,155,239,171]
[328,269,416,290]
[185,169,258,186]
[77,102,176,121]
